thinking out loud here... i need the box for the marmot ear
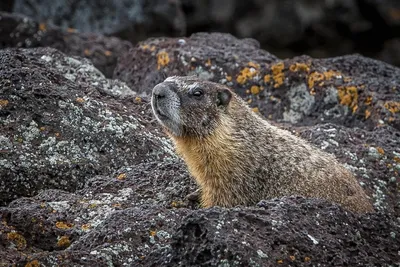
[217,89,232,107]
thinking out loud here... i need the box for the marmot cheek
[201,115,211,127]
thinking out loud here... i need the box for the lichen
[383,101,400,114]
[7,231,27,250]
[157,51,170,70]
[25,260,40,267]
[55,221,74,229]
[289,62,310,73]
[0,99,9,108]
[337,86,359,113]
[57,235,71,248]
[271,62,285,88]
[250,85,260,95]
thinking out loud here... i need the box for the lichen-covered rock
[114,32,400,131]
[1,37,399,266]
[0,12,133,77]
[0,47,177,206]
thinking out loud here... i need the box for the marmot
[151,76,374,213]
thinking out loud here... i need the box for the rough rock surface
[1,37,399,266]
[181,0,400,66]
[0,12,132,77]
[115,32,400,132]
[0,47,179,206]
[11,0,186,43]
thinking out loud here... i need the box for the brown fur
[152,76,374,213]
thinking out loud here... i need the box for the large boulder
[11,0,186,43]
[0,33,399,266]
[0,12,133,77]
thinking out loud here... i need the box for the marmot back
[151,76,374,213]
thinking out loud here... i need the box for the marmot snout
[151,76,374,214]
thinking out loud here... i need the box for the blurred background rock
[1,0,399,66]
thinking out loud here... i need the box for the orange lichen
[236,67,258,85]
[7,232,27,250]
[289,255,295,261]
[117,173,127,180]
[277,259,283,264]
[289,62,310,73]
[25,260,40,267]
[271,62,285,88]
[394,156,400,163]
[84,49,91,56]
[323,70,342,80]
[377,147,385,155]
[55,221,74,229]
[67,28,77,33]
[57,235,71,248]
[104,50,112,56]
[55,132,61,137]
[383,101,400,114]
[81,224,91,231]
[0,99,9,108]
[205,59,212,67]
[365,96,373,105]
[38,23,47,31]
[310,88,316,96]
[252,107,259,113]
[135,96,142,103]
[247,99,252,104]
[304,257,311,262]
[157,51,170,70]
[250,85,260,95]
[365,110,371,119]
[247,62,260,69]
[338,86,358,113]
[39,127,45,131]
[307,72,324,89]
[226,75,232,82]
[307,70,342,89]
[140,44,156,51]
[149,230,156,237]
[76,97,85,103]
[263,74,271,83]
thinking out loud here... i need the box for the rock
[1,196,398,266]
[0,12,133,77]
[150,197,399,266]
[0,47,178,206]
[12,0,186,43]
[114,32,400,131]
[113,32,278,96]
[181,0,400,67]
[1,38,399,265]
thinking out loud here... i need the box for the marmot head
[151,76,233,137]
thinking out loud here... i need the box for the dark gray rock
[0,12,133,77]
[114,33,400,131]
[12,0,186,43]
[181,0,400,67]
[0,47,177,206]
[1,37,399,266]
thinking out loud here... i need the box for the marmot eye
[191,88,204,98]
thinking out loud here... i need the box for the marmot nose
[153,83,172,99]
